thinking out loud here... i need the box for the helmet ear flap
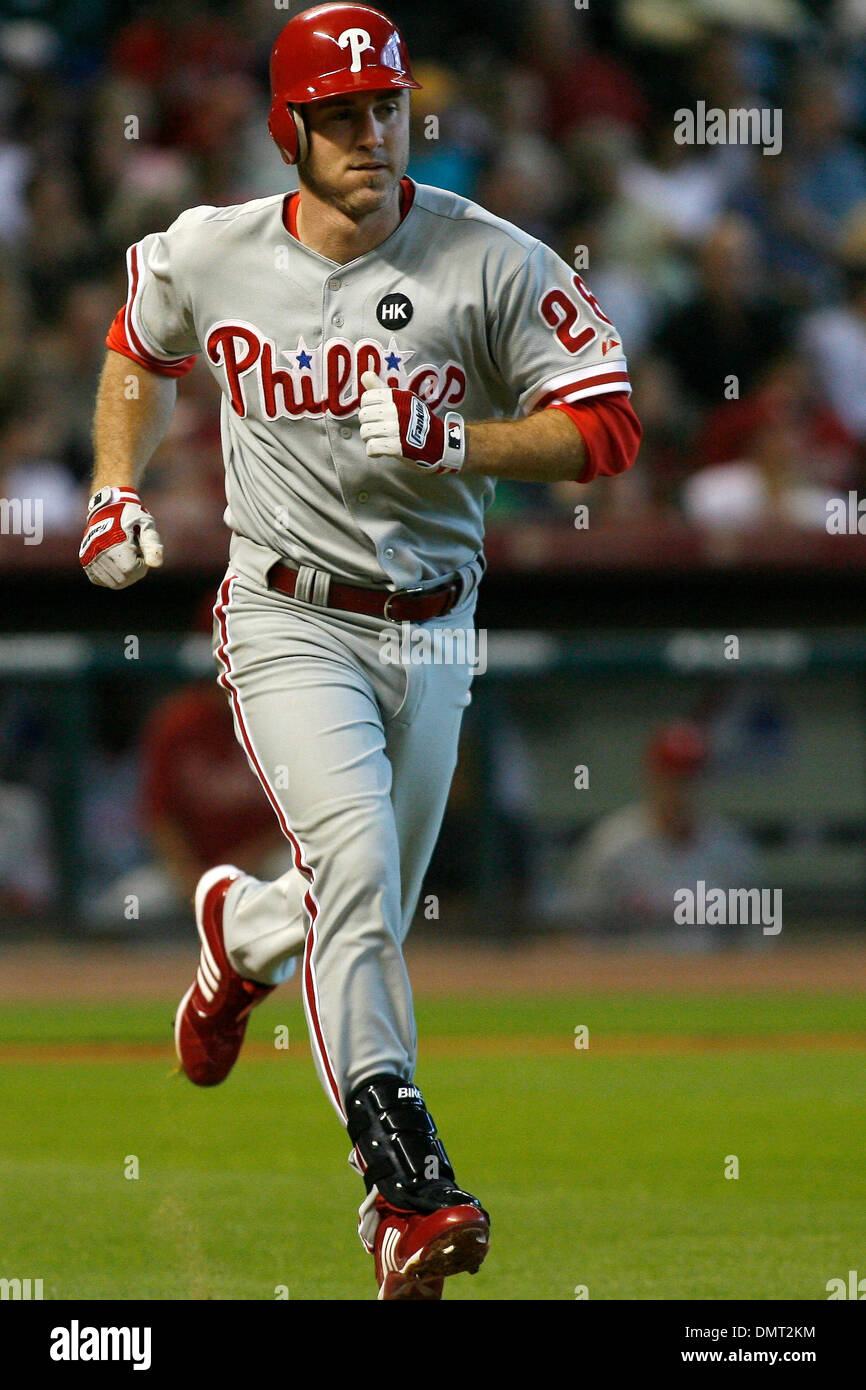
[292,107,309,164]
[268,99,307,165]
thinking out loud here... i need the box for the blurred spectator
[526,0,649,142]
[0,408,81,535]
[560,125,687,359]
[682,411,835,531]
[110,3,252,95]
[784,63,866,240]
[31,277,125,476]
[102,147,201,254]
[21,167,96,323]
[697,349,859,489]
[0,780,54,917]
[543,722,758,949]
[83,72,160,211]
[87,679,293,929]
[799,212,866,445]
[427,701,537,914]
[0,130,31,244]
[653,214,789,409]
[731,58,866,306]
[0,260,30,411]
[475,62,570,240]
[82,697,151,930]
[622,0,811,48]
[731,148,840,307]
[168,70,263,205]
[619,25,769,251]
[140,680,290,900]
[621,123,737,248]
[407,62,490,201]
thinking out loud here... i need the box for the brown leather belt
[268,561,464,623]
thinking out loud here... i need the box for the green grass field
[1,990,863,1301]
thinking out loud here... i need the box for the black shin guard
[345,1073,487,1217]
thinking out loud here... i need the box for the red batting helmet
[268,3,420,165]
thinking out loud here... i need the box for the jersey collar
[283,176,416,244]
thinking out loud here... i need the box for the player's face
[299,89,410,219]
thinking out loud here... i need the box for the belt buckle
[383,585,426,622]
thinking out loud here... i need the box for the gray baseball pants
[211,559,481,1122]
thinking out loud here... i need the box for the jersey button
[332,313,344,327]
[357,490,369,503]
[384,547,395,559]
[329,278,342,290]
[340,426,351,439]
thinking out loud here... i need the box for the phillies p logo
[338,27,373,72]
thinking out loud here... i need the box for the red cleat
[174,865,274,1086]
[373,1197,490,1300]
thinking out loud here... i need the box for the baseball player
[80,3,641,1300]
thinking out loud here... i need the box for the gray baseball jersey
[125,180,631,588]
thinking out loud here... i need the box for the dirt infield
[1,937,865,1000]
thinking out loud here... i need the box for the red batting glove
[358,371,465,474]
[79,485,163,589]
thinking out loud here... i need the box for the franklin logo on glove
[407,396,430,449]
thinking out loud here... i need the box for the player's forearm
[90,350,177,492]
[461,409,587,482]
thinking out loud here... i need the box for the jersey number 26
[540,275,614,355]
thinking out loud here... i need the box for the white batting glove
[358,371,465,474]
[79,485,163,589]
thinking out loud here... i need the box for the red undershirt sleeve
[546,392,642,483]
[106,306,198,378]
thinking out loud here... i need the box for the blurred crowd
[0,0,865,544]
